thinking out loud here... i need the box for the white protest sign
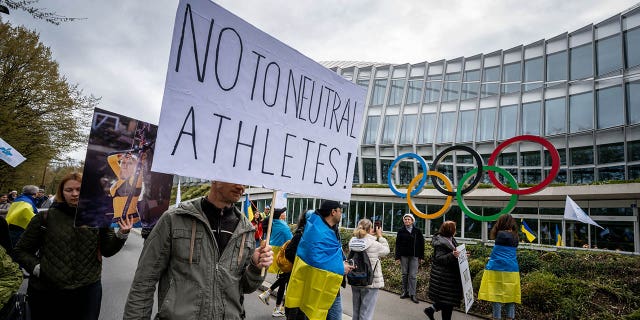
[457,244,474,313]
[0,137,26,167]
[152,0,366,202]
[273,191,287,209]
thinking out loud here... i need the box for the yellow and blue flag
[478,242,521,304]
[555,224,563,246]
[520,219,536,242]
[243,194,254,222]
[285,213,344,320]
[268,219,292,274]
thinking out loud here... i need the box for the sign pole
[261,191,277,276]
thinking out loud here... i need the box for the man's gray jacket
[124,197,264,319]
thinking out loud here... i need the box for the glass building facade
[232,7,640,254]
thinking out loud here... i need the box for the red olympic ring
[487,135,560,195]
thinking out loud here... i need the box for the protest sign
[152,0,366,202]
[457,244,474,313]
[0,137,26,167]
[76,108,174,228]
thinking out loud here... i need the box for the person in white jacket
[348,219,390,320]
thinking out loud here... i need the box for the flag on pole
[243,193,254,222]
[564,196,603,229]
[175,177,181,208]
[555,224,563,246]
[273,191,287,209]
[0,137,26,167]
[520,219,537,242]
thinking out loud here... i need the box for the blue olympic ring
[387,153,429,198]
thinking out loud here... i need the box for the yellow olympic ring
[406,171,453,220]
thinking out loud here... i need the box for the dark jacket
[13,202,126,291]
[395,225,425,259]
[427,234,463,306]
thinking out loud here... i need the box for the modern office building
[187,4,640,253]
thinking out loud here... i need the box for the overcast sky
[3,0,638,157]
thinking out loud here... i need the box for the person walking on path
[124,180,273,320]
[424,221,464,320]
[348,218,390,320]
[13,172,132,320]
[258,207,293,317]
[395,213,424,304]
[478,214,521,320]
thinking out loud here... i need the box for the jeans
[351,287,379,320]
[400,256,419,296]
[326,293,342,320]
[492,302,515,319]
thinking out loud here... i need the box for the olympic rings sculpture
[387,135,560,222]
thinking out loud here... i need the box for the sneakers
[423,306,435,320]
[272,306,285,317]
[258,289,271,305]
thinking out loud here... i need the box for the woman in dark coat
[424,220,463,320]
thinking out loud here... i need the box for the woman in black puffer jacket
[423,221,464,320]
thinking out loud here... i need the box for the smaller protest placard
[457,244,474,313]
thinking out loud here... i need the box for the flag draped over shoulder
[285,213,344,320]
[521,220,536,242]
[555,224,563,246]
[268,219,292,274]
[478,244,521,304]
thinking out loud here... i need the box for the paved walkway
[260,273,488,320]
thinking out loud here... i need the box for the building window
[570,146,594,166]
[625,26,640,68]
[629,164,640,179]
[498,105,518,140]
[598,165,625,181]
[443,78,460,101]
[497,152,517,166]
[524,57,543,82]
[477,108,496,141]
[521,151,541,166]
[545,148,567,166]
[521,101,541,135]
[456,110,475,142]
[399,114,417,144]
[418,113,436,144]
[521,168,542,184]
[381,115,399,144]
[424,81,441,103]
[464,69,481,81]
[388,79,405,106]
[380,159,392,184]
[362,158,377,183]
[357,79,369,89]
[597,85,623,129]
[363,116,380,144]
[596,34,622,76]
[544,97,566,136]
[352,159,359,184]
[570,43,594,80]
[481,83,499,97]
[503,62,522,82]
[569,91,594,133]
[546,50,568,82]
[571,168,595,184]
[405,79,423,105]
[371,79,387,106]
[501,83,520,94]
[598,143,624,164]
[483,66,500,82]
[437,112,456,143]
[629,140,640,161]
[399,161,414,185]
[461,82,479,100]
[626,81,640,125]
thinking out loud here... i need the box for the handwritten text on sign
[152,0,366,202]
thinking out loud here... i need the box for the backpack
[276,240,293,273]
[346,249,377,287]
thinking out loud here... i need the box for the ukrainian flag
[521,220,536,242]
[243,194,253,222]
[268,218,292,274]
[478,244,521,304]
[285,213,344,320]
[555,224,563,246]
[6,200,36,229]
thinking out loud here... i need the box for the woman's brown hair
[489,213,519,241]
[438,220,457,237]
[54,172,83,203]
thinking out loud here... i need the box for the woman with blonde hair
[348,218,390,320]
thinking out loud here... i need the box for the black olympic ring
[429,145,484,197]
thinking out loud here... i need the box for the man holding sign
[123,181,273,319]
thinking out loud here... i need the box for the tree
[0,0,81,25]
[0,21,97,191]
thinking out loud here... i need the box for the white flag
[175,177,181,208]
[564,196,603,229]
[0,137,26,167]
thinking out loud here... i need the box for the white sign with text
[457,244,474,313]
[152,0,366,202]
